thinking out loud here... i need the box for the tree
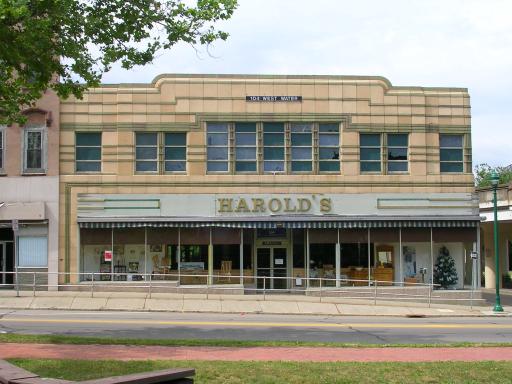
[433,246,458,289]
[0,0,238,124]
[474,163,512,188]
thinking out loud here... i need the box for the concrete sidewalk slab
[260,301,300,314]
[183,299,221,313]
[144,299,183,312]
[31,297,74,310]
[104,298,146,311]
[297,301,339,315]
[0,297,33,309]
[70,297,107,310]
[220,300,262,313]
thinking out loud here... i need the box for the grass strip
[10,358,512,384]
[1,333,512,348]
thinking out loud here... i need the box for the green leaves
[0,0,238,124]
[474,163,512,188]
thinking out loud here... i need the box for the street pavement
[1,310,512,344]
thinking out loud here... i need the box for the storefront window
[290,123,312,172]
[360,133,381,172]
[263,122,285,172]
[235,123,257,172]
[207,123,229,172]
[319,123,340,172]
[180,245,208,270]
[340,243,374,268]
[293,229,305,268]
[387,133,408,172]
[440,134,463,173]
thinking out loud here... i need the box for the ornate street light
[491,171,504,312]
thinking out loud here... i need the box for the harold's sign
[217,196,332,214]
[246,96,302,102]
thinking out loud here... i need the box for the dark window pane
[319,124,339,133]
[440,134,463,148]
[207,123,228,133]
[207,147,228,160]
[76,133,101,146]
[27,150,41,169]
[136,133,157,146]
[235,133,256,145]
[264,133,284,146]
[388,162,408,172]
[76,147,101,160]
[292,161,312,172]
[136,147,157,160]
[388,148,407,161]
[263,122,284,132]
[440,162,463,173]
[319,135,339,146]
[264,147,284,160]
[235,122,256,132]
[361,162,381,172]
[440,148,462,162]
[136,161,157,172]
[388,134,408,147]
[27,132,42,150]
[207,162,228,172]
[165,161,186,172]
[263,161,284,172]
[165,147,186,160]
[291,147,311,160]
[235,161,257,172]
[360,147,380,161]
[291,133,312,146]
[76,161,100,172]
[165,133,186,146]
[207,133,228,146]
[360,134,380,146]
[319,161,340,172]
[320,148,339,160]
[236,147,256,160]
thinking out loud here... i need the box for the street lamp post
[491,171,504,312]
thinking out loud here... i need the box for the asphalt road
[0,310,512,344]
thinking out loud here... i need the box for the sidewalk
[2,343,512,362]
[0,290,510,317]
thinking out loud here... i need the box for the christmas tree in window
[433,246,458,289]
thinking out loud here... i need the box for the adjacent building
[55,74,480,291]
[0,90,60,289]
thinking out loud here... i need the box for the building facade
[59,74,479,290]
[479,183,512,289]
[0,90,60,289]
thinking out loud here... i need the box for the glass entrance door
[256,247,287,290]
[0,242,14,286]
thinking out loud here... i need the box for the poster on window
[403,246,417,277]
[104,250,112,262]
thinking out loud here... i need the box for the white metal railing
[0,271,485,308]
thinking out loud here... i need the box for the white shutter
[18,237,48,267]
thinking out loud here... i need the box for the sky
[101,0,512,167]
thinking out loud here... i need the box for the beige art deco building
[58,74,480,291]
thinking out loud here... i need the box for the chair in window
[219,260,232,283]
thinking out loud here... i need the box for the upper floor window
[290,123,312,172]
[135,132,158,172]
[319,124,340,172]
[263,122,285,173]
[387,134,408,172]
[440,134,463,173]
[75,132,101,172]
[23,126,46,173]
[164,133,186,172]
[360,133,381,173]
[235,123,257,172]
[207,123,229,172]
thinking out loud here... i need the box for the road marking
[1,317,512,329]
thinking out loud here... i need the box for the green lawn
[10,359,512,384]
[2,333,512,348]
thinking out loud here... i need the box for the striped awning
[78,216,481,229]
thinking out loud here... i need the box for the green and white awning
[78,215,481,229]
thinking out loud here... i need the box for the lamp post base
[493,304,504,312]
